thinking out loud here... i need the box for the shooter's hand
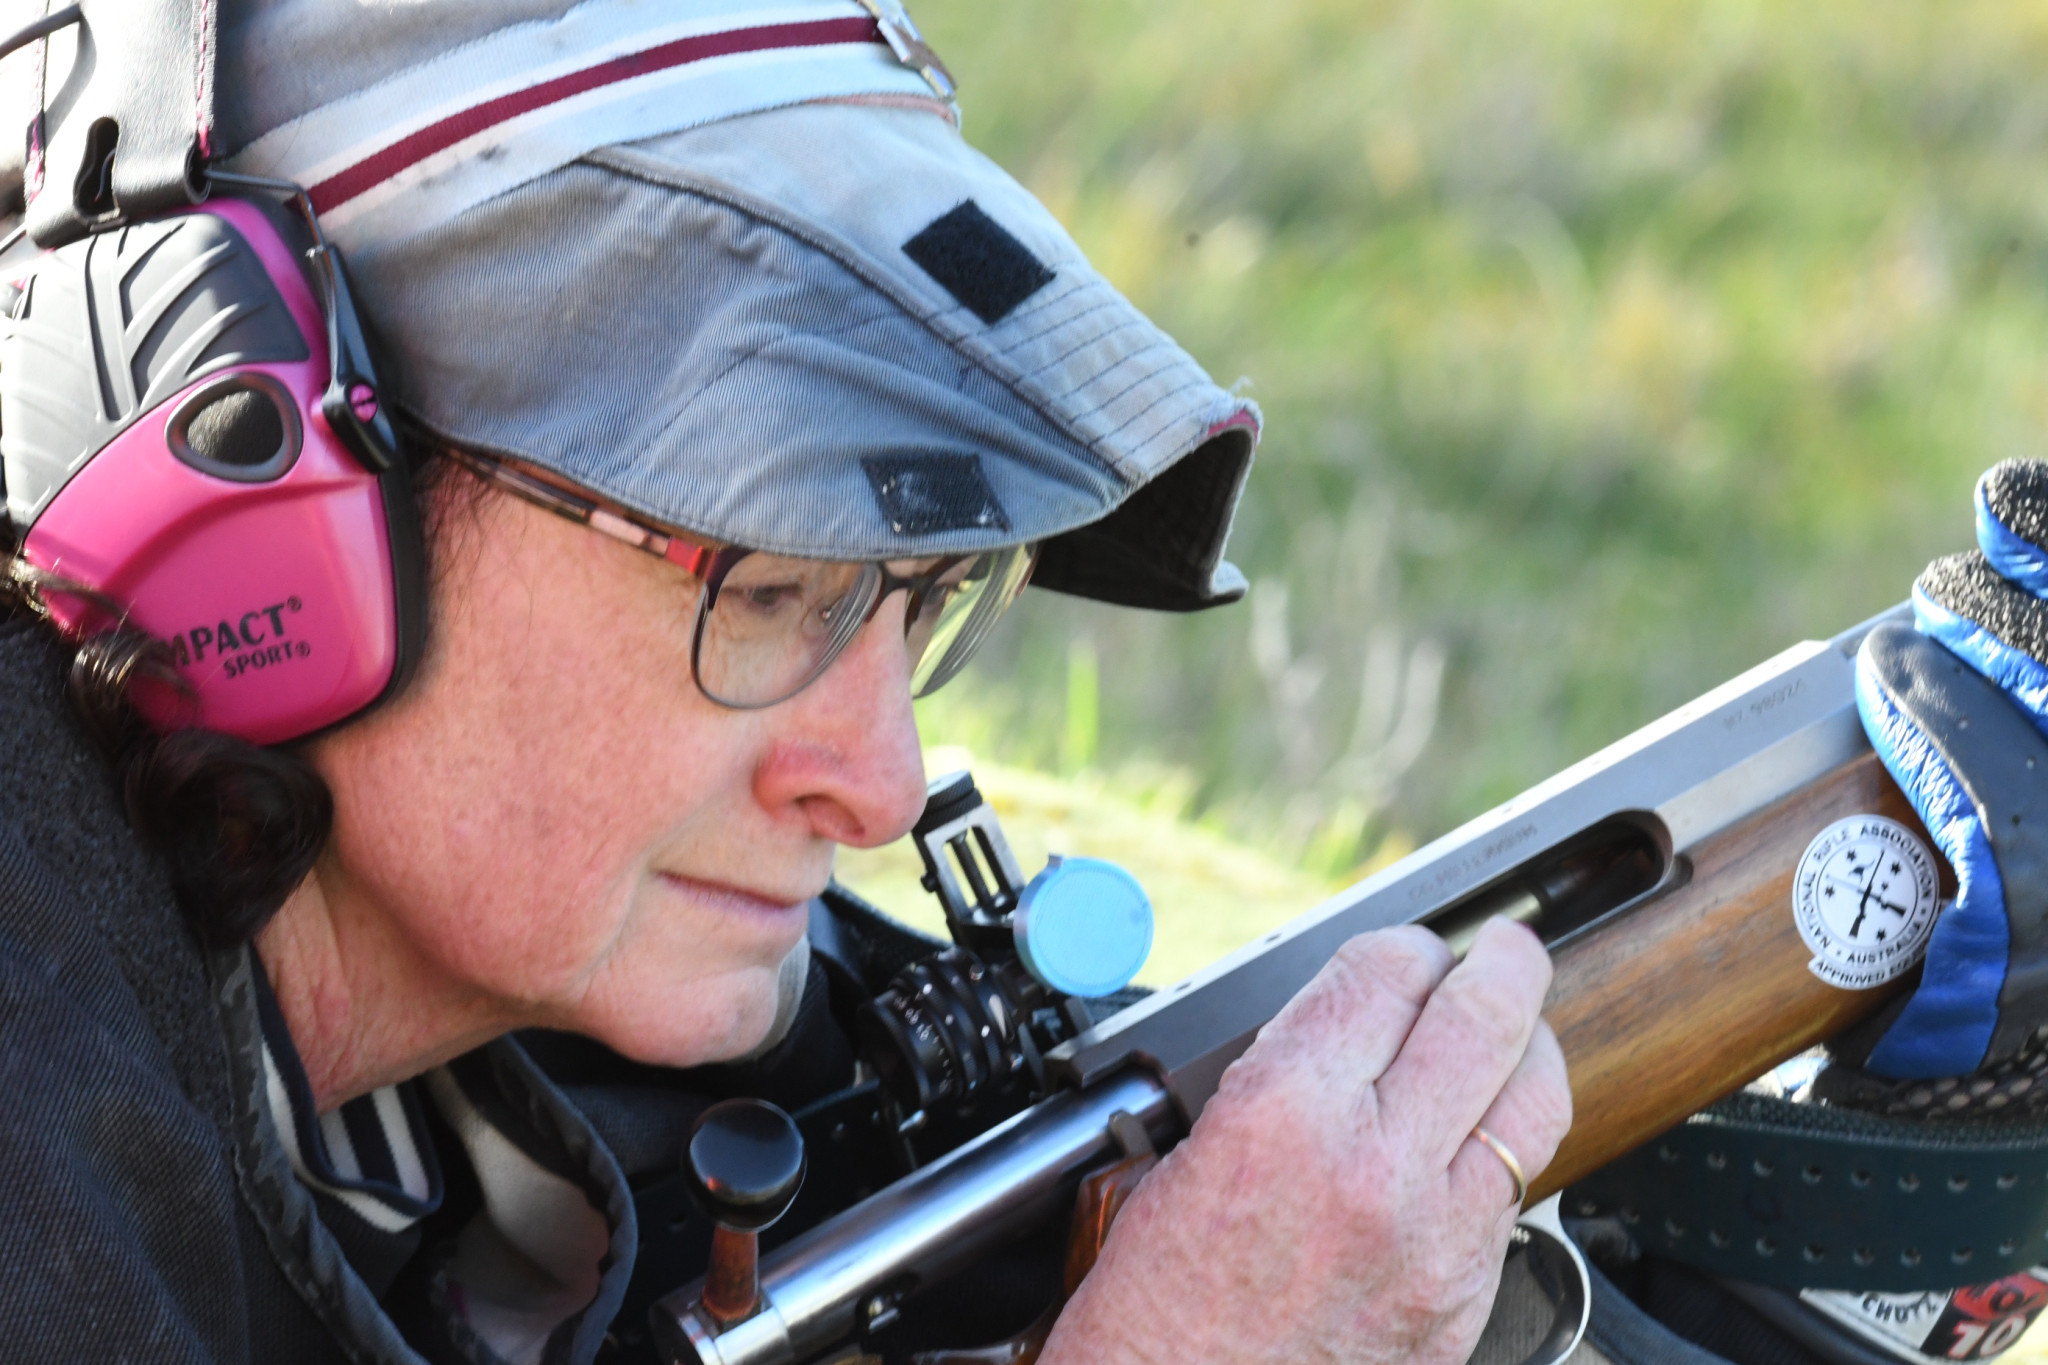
[1853,459,2048,1081]
[1040,917,1570,1365]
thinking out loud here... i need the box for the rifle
[653,606,1936,1365]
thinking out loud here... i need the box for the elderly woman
[0,1,1569,1361]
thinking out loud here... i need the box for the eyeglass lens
[692,544,1034,708]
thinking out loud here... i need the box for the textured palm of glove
[1852,459,2048,1080]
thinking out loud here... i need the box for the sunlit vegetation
[842,0,2048,954]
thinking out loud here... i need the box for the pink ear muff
[9,199,410,745]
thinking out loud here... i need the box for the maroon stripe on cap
[308,15,884,214]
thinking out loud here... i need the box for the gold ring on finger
[1469,1124,1527,1208]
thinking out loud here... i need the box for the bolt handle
[685,1098,806,1233]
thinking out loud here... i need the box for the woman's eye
[734,584,803,614]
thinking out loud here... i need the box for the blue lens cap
[1012,855,1154,998]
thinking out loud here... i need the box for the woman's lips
[655,872,810,921]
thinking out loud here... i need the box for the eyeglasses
[445,449,1036,709]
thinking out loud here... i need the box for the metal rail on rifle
[654,605,1916,1365]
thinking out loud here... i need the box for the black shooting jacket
[0,616,643,1363]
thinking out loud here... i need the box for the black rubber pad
[1919,551,2048,666]
[902,201,1054,326]
[1983,459,2048,554]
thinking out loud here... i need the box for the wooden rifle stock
[1535,749,1927,1200]
[874,752,1937,1365]
[653,610,1944,1365]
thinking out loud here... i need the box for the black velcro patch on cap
[863,453,1012,536]
[902,201,1054,325]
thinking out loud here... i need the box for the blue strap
[1857,624,2048,1076]
[1856,629,2009,1077]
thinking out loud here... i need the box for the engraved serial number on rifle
[1722,676,1806,730]
[1408,822,1542,901]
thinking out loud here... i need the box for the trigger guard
[1502,1195,1593,1365]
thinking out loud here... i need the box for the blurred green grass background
[844,0,2048,962]
[838,5,2048,1339]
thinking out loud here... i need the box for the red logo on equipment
[1932,1271,2048,1360]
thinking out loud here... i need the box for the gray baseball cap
[200,0,1258,611]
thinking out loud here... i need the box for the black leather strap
[1567,1093,2048,1291]
[24,0,215,247]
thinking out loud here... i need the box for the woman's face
[299,478,930,1066]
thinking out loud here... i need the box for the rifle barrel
[653,1071,1174,1365]
[657,605,1934,1365]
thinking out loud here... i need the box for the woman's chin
[581,963,789,1069]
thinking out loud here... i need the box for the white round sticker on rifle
[1793,815,1942,990]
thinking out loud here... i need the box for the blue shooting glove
[1850,459,2048,1084]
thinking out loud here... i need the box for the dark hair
[2,450,468,947]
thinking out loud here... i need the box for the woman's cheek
[455,859,645,999]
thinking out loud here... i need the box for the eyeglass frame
[439,446,1036,710]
